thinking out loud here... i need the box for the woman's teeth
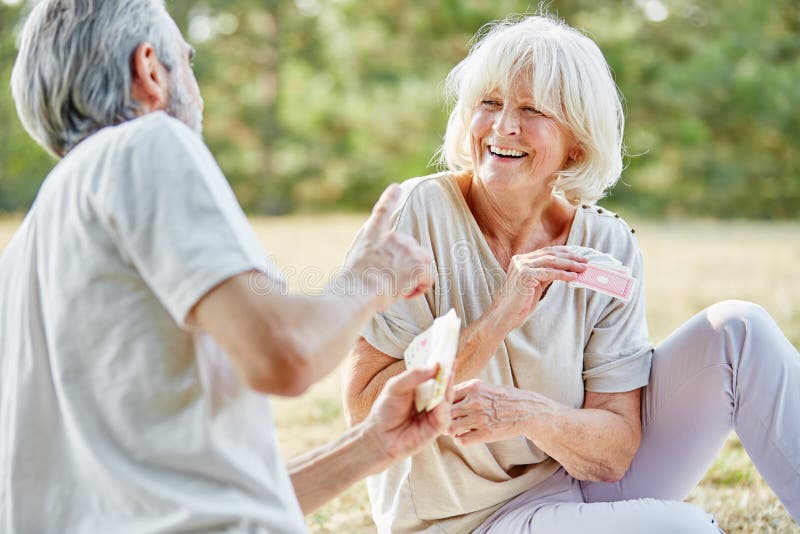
[489,146,526,158]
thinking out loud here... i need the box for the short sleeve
[95,113,282,328]
[346,183,436,359]
[582,234,653,393]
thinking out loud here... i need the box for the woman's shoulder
[392,171,464,221]
[576,203,641,258]
[397,170,460,199]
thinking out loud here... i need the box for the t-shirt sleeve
[582,231,653,393]
[96,114,283,328]
[347,186,436,359]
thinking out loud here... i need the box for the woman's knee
[657,300,773,370]
[706,299,772,334]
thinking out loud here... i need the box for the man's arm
[188,272,385,396]
[187,185,433,396]
[288,366,453,514]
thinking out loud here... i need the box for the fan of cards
[403,309,461,412]
[566,246,637,302]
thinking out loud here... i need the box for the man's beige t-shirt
[359,173,653,533]
[0,113,306,533]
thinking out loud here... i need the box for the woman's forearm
[345,356,406,425]
[347,310,508,425]
[518,391,640,482]
[452,307,512,382]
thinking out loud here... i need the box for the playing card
[571,264,636,301]
[403,308,461,411]
[592,263,632,276]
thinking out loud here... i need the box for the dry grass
[1,214,798,533]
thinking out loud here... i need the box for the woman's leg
[477,470,721,534]
[582,300,800,520]
[485,498,722,534]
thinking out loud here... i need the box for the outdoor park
[0,0,798,532]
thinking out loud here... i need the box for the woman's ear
[130,42,169,113]
[568,145,583,163]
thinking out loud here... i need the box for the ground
[1,213,798,533]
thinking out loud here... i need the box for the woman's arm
[343,311,527,426]
[343,247,589,424]
[448,381,642,482]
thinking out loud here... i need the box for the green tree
[2,0,798,219]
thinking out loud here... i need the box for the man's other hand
[362,365,454,470]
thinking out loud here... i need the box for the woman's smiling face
[469,77,577,197]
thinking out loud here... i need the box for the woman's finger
[453,379,481,400]
[450,400,473,420]
[448,414,480,435]
[519,267,581,284]
[453,427,494,446]
[517,256,587,273]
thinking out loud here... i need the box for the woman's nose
[493,108,520,136]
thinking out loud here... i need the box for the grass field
[1,214,798,533]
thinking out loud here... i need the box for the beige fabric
[0,113,305,533]
[358,172,653,533]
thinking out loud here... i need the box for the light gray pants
[478,301,800,533]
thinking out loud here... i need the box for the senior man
[0,1,449,532]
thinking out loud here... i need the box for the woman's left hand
[448,379,538,445]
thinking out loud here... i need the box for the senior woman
[343,14,799,534]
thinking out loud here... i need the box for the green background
[1,0,798,218]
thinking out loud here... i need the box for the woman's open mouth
[489,145,527,158]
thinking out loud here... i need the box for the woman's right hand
[489,246,587,332]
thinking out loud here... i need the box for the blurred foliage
[0,0,798,218]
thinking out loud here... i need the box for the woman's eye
[524,106,543,115]
[481,100,502,109]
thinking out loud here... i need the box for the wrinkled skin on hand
[448,379,543,445]
[491,246,587,331]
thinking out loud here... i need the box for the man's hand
[341,184,434,310]
[363,365,454,469]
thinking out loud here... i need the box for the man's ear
[130,42,169,113]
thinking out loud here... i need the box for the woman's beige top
[358,173,653,533]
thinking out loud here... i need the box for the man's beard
[166,70,202,134]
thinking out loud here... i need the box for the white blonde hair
[11,0,178,158]
[439,14,625,204]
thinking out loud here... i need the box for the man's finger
[362,184,401,241]
[444,373,455,403]
[385,364,439,396]
[426,398,452,433]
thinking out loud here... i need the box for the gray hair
[439,14,625,205]
[11,0,179,158]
